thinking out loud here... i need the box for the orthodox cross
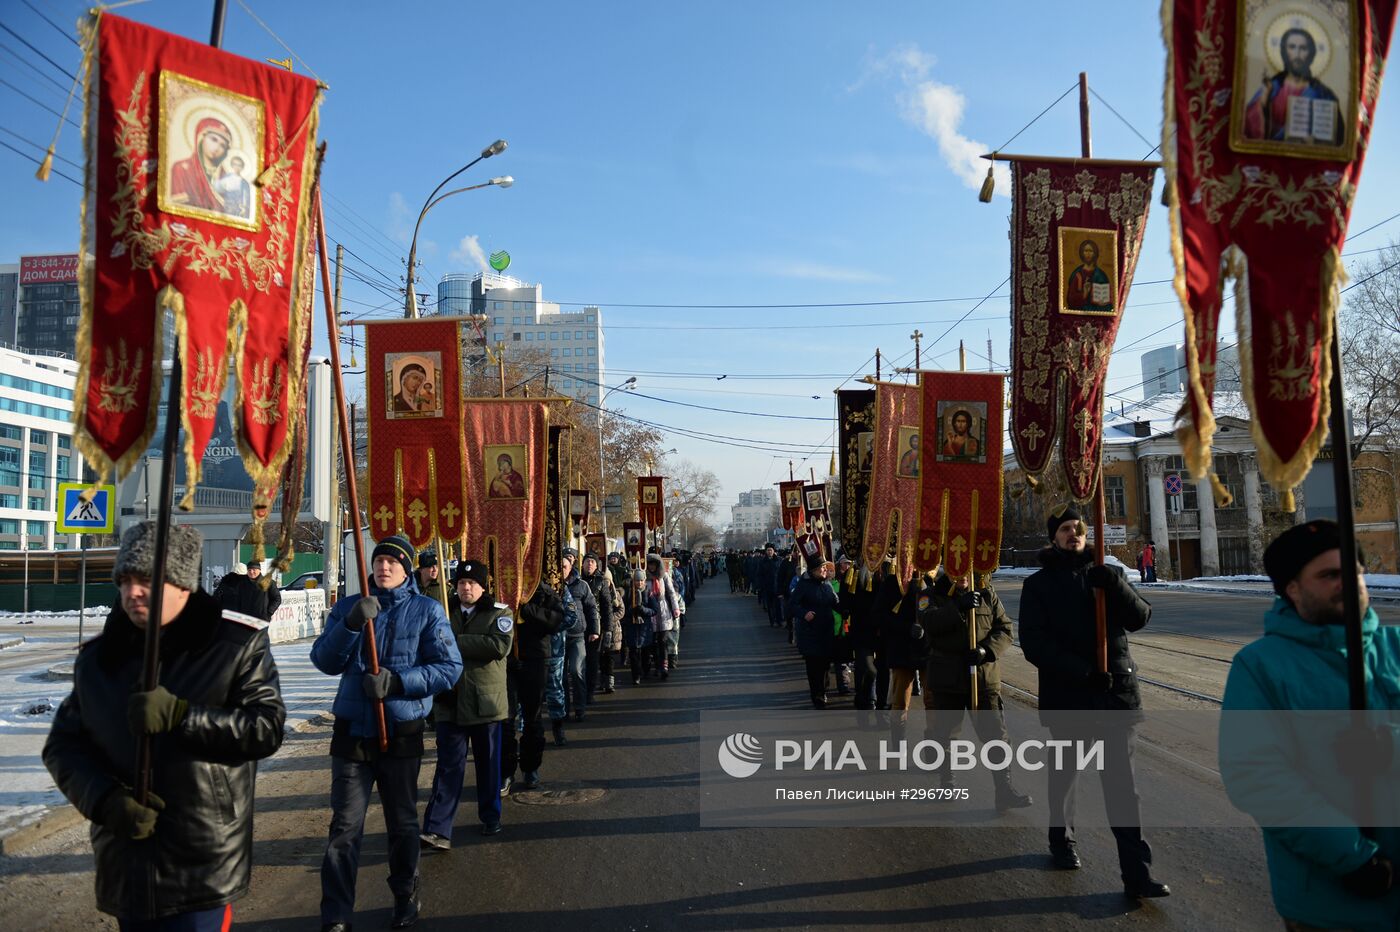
[1020,421,1046,452]
[947,535,968,566]
[910,329,923,368]
[440,501,461,529]
[406,499,428,538]
[373,505,394,533]
[918,536,937,562]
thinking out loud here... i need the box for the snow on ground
[0,635,337,842]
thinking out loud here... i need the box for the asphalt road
[0,580,1295,931]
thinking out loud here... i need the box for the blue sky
[3,1,1398,522]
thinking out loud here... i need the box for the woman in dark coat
[787,558,840,708]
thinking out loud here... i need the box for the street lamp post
[597,377,637,541]
[404,139,509,318]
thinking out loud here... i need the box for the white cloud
[451,234,489,273]
[387,192,412,246]
[866,43,1010,198]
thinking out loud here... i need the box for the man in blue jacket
[312,534,463,932]
[1221,520,1400,931]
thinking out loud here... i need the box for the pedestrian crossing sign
[56,482,116,534]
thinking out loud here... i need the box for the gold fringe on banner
[1209,472,1233,508]
[978,156,996,203]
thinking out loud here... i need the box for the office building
[729,488,779,545]
[0,263,17,346]
[1140,343,1241,400]
[0,345,83,550]
[438,272,605,408]
[16,254,80,356]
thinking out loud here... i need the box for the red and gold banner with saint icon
[914,371,1006,580]
[1164,0,1397,504]
[860,381,921,581]
[1008,157,1155,502]
[803,483,830,539]
[637,476,664,529]
[364,318,466,549]
[585,532,607,560]
[777,480,807,532]
[568,489,591,534]
[462,399,549,610]
[74,13,322,500]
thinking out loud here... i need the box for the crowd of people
[34,506,1400,930]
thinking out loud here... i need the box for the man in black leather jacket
[1019,503,1169,899]
[44,521,286,929]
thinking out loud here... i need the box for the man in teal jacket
[1221,519,1400,931]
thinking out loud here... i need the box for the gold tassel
[1280,488,1296,513]
[1010,485,1025,500]
[35,148,54,182]
[829,449,836,476]
[977,160,996,202]
[1209,472,1233,508]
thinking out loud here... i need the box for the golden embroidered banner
[1164,0,1397,500]
[637,476,664,528]
[1008,158,1155,502]
[914,371,1006,579]
[860,381,920,581]
[837,389,876,554]
[463,400,549,610]
[364,318,465,548]
[75,12,321,501]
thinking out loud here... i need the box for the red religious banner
[860,381,920,580]
[74,13,322,499]
[463,399,549,609]
[623,521,645,560]
[777,480,806,531]
[914,371,1006,579]
[1164,0,1397,504]
[364,318,465,548]
[1008,157,1155,502]
[637,476,664,528]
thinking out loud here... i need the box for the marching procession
[4,0,1400,930]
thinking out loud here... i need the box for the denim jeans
[423,721,502,835]
[546,653,567,722]
[565,636,587,714]
[320,754,422,925]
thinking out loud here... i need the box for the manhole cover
[511,782,607,806]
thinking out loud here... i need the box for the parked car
[280,571,324,591]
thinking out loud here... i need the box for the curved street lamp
[404,139,509,318]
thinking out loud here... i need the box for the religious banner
[568,489,590,532]
[803,483,830,539]
[914,371,1006,580]
[74,12,322,501]
[541,425,565,588]
[860,381,921,580]
[1164,0,1397,503]
[623,521,645,562]
[777,479,807,532]
[637,476,664,528]
[1008,156,1155,501]
[797,530,826,567]
[463,399,549,610]
[364,318,465,548]
[837,389,876,556]
[585,532,607,560]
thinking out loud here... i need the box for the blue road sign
[1164,473,1183,496]
[57,482,116,534]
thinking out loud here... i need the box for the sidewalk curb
[0,804,85,856]
[0,637,23,651]
[1140,582,1400,602]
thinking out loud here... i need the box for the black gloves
[362,669,403,700]
[101,789,164,840]
[954,591,981,612]
[1341,855,1394,898]
[966,647,988,666]
[127,686,188,735]
[344,597,379,632]
[1086,671,1113,692]
[1085,564,1125,592]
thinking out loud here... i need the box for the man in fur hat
[44,520,287,930]
[1018,503,1168,899]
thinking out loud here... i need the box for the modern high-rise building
[729,488,779,544]
[0,345,83,550]
[1140,343,1240,400]
[0,264,18,347]
[16,254,81,356]
[437,272,605,408]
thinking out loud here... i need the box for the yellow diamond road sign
[57,482,116,534]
